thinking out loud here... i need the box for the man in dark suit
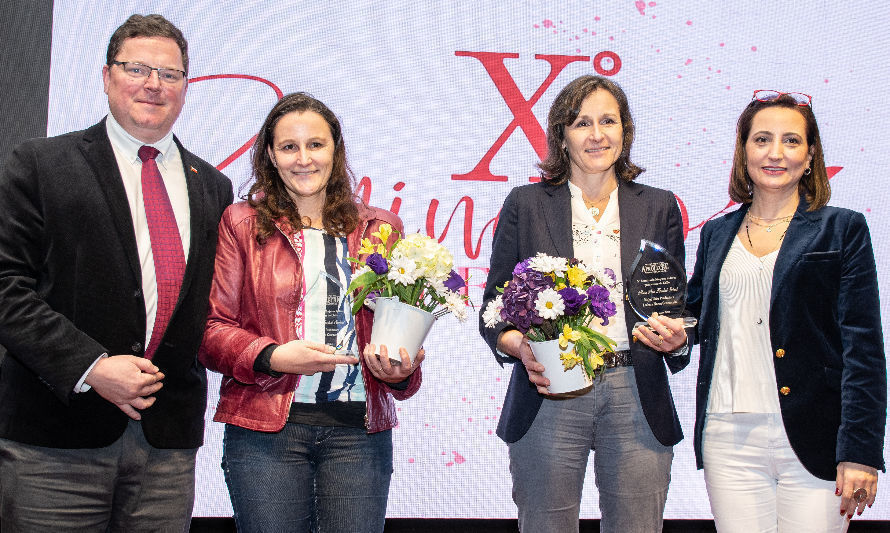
[0,14,233,531]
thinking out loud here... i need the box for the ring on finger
[656,336,664,346]
[853,488,868,503]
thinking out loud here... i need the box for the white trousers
[702,412,849,533]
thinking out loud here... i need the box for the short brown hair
[106,14,189,74]
[729,95,829,210]
[247,92,360,243]
[538,75,643,184]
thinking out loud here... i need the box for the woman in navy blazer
[687,91,886,531]
[480,75,690,533]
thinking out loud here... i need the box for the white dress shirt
[568,181,629,350]
[74,114,190,392]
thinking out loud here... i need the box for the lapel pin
[190,166,198,174]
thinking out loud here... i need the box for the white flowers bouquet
[347,223,470,321]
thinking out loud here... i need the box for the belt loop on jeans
[602,349,633,369]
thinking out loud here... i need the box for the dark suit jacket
[687,199,886,480]
[479,179,689,446]
[0,118,233,449]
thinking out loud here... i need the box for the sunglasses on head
[752,90,812,107]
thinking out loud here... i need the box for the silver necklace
[583,189,615,218]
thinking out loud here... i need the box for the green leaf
[346,271,379,293]
[351,284,378,315]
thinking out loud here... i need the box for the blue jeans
[222,423,393,533]
[508,367,673,533]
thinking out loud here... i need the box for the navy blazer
[687,199,886,480]
[0,119,233,449]
[479,179,689,446]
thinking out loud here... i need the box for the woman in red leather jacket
[200,92,423,533]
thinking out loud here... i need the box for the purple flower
[499,270,553,332]
[512,258,531,276]
[444,270,466,291]
[587,284,617,325]
[367,253,388,275]
[558,287,587,315]
[603,268,617,283]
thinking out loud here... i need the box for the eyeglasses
[753,90,812,107]
[111,61,186,84]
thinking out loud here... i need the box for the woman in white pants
[683,90,886,532]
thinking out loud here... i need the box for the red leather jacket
[200,201,421,434]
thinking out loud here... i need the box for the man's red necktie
[138,145,185,360]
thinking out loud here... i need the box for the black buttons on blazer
[131,342,142,354]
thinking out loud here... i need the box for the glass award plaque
[626,240,697,329]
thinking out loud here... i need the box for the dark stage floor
[190,517,890,532]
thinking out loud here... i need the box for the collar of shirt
[105,112,176,171]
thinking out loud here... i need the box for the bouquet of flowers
[347,223,470,321]
[482,252,619,379]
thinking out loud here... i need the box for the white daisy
[528,253,567,277]
[444,291,469,322]
[577,259,613,286]
[482,296,504,328]
[534,288,565,320]
[428,277,447,296]
[387,255,419,285]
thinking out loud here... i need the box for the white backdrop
[48,0,890,519]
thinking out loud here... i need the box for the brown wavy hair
[729,94,829,210]
[247,92,360,243]
[106,14,188,74]
[538,75,644,184]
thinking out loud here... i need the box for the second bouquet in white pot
[482,253,620,393]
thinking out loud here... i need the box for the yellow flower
[560,350,583,371]
[555,282,566,291]
[590,351,605,369]
[558,324,582,349]
[372,224,393,246]
[566,266,587,288]
[358,238,376,255]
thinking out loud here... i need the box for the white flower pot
[528,339,592,394]
[370,297,436,363]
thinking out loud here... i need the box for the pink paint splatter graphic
[635,1,657,16]
[446,451,467,466]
